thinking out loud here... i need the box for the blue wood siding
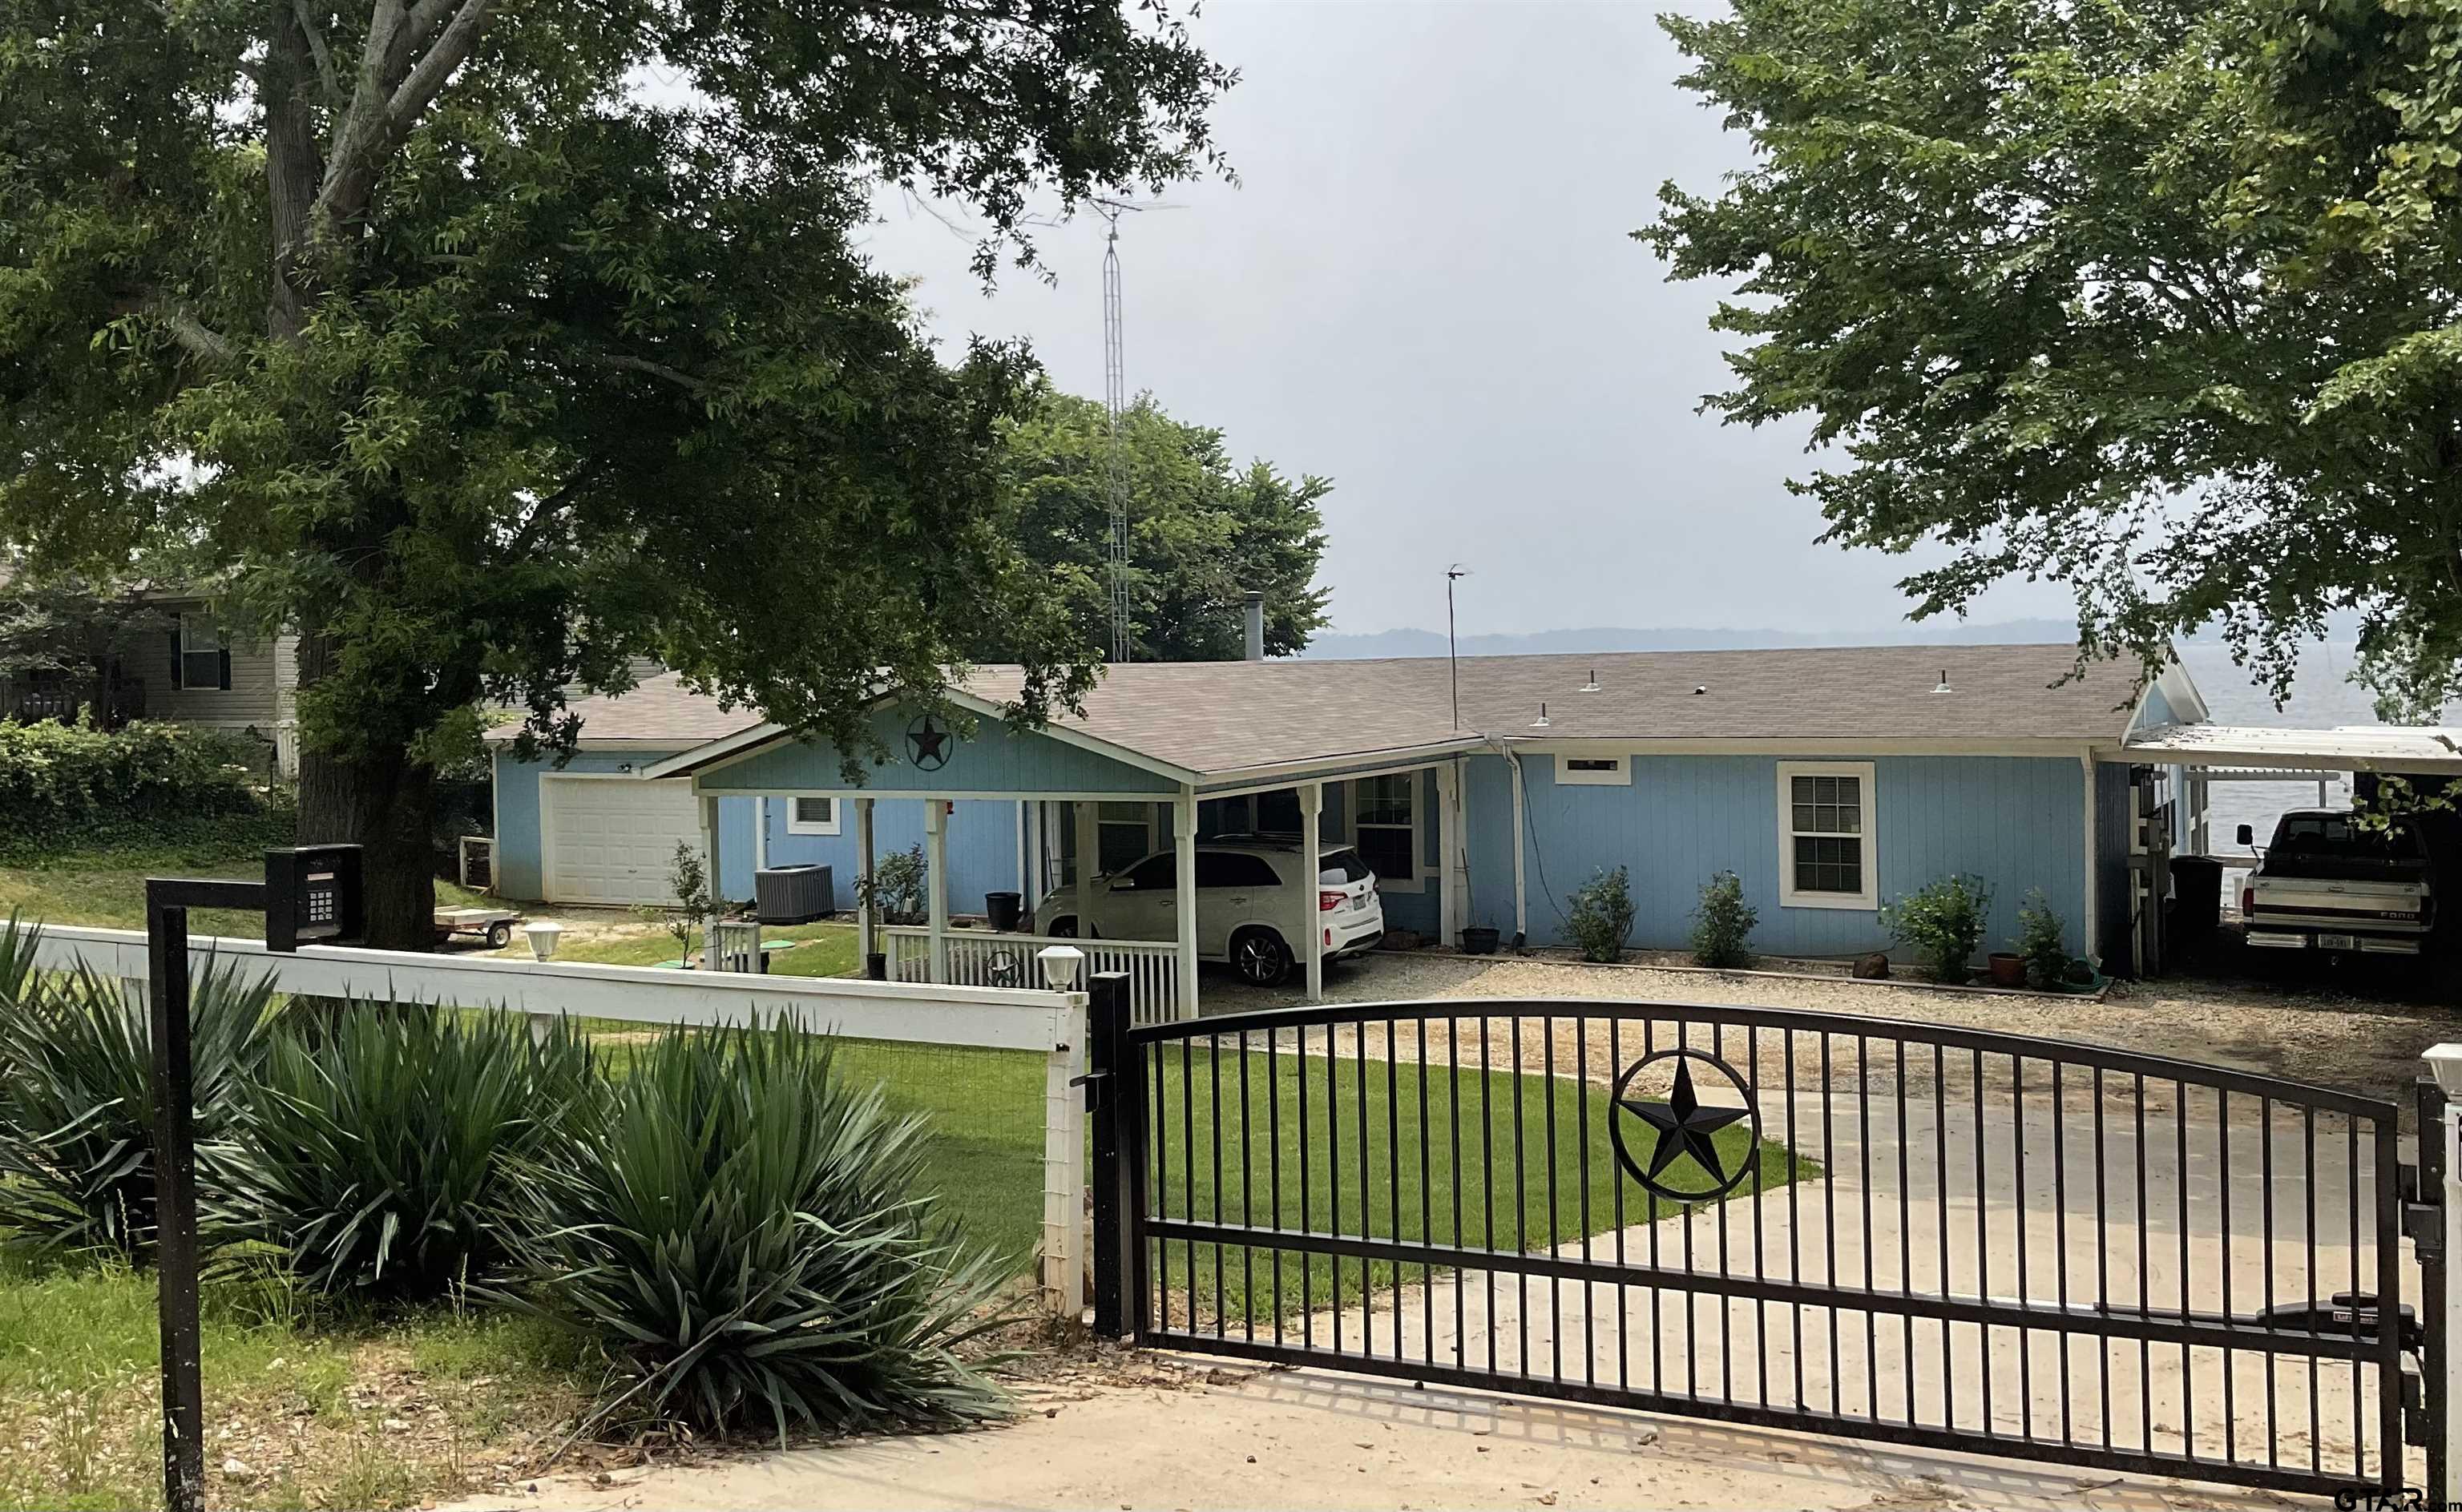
[760,796,1023,913]
[696,705,1177,796]
[1463,752,2089,958]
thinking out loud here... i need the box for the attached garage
[540,774,702,905]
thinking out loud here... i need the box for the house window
[785,796,840,836]
[1778,760,1878,909]
[1097,801,1154,875]
[1350,772,1422,893]
[177,615,230,691]
[1557,755,1630,787]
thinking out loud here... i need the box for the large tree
[0,0,1229,943]
[1642,0,2462,712]
[990,385,1332,662]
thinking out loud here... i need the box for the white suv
[1032,835,1385,986]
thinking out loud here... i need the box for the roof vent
[1693,684,1707,696]
[1530,702,1551,729]
[1578,668,1600,693]
[1932,667,1953,694]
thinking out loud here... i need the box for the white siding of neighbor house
[127,626,285,727]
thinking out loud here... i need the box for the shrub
[0,717,291,861]
[0,946,276,1258]
[858,843,930,926]
[490,1020,1011,1441]
[1566,866,1637,963]
[207,1009,594,1299]
[1879,874,1996,985]
[1689,872,1758,970]
[2013,889,2069,990]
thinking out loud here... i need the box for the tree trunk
[293,631,437,951]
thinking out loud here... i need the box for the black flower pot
[1460,926,1500,957]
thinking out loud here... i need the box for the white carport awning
[2121,721,2462,773]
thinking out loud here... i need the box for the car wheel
[486,921,513,949]
[1233,928,1292,987]
[1047,917,1077,938]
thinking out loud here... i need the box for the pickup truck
[2238,809,2435,958]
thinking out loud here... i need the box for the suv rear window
[1318,847,1373,885]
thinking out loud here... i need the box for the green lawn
[517,919,861,977]
[1,845,486,938]
[1147,1042,1798,1327]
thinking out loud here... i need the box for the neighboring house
[486,646,2215,1002]
[0,588,301,774]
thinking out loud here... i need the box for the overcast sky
[856,0,2076,639]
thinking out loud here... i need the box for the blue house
[486,643,2210,1012]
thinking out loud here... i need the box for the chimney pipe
[1243,591,1265,662]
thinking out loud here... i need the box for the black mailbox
[263,845,364,952]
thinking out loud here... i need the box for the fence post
[1088,970,1136,1339]
[2424,1046,2462,1507]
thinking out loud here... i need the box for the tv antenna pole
[1446,564,1469,728]
[1101,209,1131,663]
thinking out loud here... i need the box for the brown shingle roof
[954,643,2138,774]
[492,671,766,746]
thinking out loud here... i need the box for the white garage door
[543,777,702,905]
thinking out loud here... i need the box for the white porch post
[698,792,723,970]
[1074,800,1100,932]
[1301,780,1324,1000]
[1174,788,1198,1020]
[855,796,877,970]
[1507,752,1528,945]
[925,799,950,983]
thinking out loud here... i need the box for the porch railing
[881,925,1184,1025]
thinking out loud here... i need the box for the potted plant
[1460,922,1500,956]
[1986,951,2025,987]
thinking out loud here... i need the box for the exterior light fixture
[1037,943,1087,990]
[525,920,565,960]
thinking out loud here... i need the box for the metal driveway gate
[1084,989,2429,1498]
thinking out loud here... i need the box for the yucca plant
[0,954,276,1258]
[0,910,41,1011]
[208,1007,595,1299]
[491,1019,1013,1442]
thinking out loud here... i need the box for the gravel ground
[1197,948,2459,1116]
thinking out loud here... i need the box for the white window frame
[1776,760,1878,910]
[784,794,842,837]
[1347,772,1423,893]
[1556,754,1631,787]
[179,613,226,691]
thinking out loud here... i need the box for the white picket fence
[24,925,1092,1318]
[880,925,1182,1025]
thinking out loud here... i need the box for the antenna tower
[1102,215,1130,663]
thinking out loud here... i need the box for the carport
[640,667,1483,1017]
[2111,720,2462,974]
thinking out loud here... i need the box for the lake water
[2169,640,2391,855]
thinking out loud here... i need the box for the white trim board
[1775,760,1879,911]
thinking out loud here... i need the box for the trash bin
[985,890,1024,932]
[2169,855,2223,944]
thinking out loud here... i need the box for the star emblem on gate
[1608,1049,1759,1202]
[906,714,952,771]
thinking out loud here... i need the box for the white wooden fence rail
[23,925,1091,1318]
[880,925,1182,1026]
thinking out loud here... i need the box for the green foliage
[2014,889,2070,991]
[1641,0,2462,711]
[1566,866,1637,964]
[0,0,1232,941]
[629,841,713,962]
[1880,875,1996,986]
[989,386,1334,661]
[0,718,291,862]
[1689,871,1759,970]
[857,844,930,927]
[490,1021,1013,1441]
[207,1010,594,1300]
[0,945,276,1259]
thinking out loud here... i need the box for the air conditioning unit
[755,864,834,925]
[458,835,496,893]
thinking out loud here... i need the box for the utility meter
[263,845,364,951]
